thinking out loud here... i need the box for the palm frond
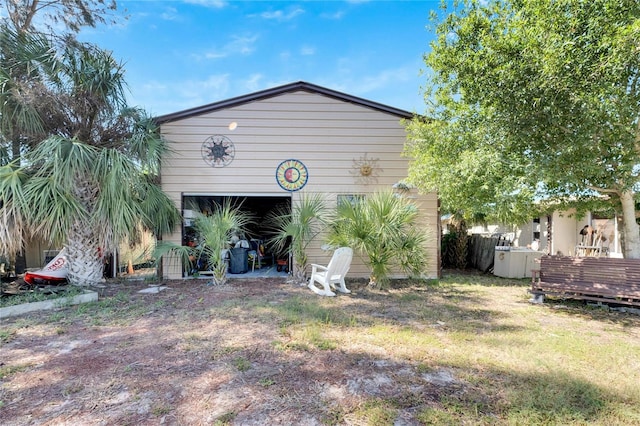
[0,163,28,254]
[0,27,56,139]
[22,175,84,244]
[265,192,330,280]
[191,202,254,285]
[328,190,429,286]
[125,111,173,172]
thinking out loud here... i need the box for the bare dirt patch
[2,278,446,425]
[2,274,639,425]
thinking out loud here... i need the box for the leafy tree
[405,0,640,257]
[1,0,120,38]
[0,39,180,286]
[326,190,428,288]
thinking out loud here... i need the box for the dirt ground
[2,276,461,425]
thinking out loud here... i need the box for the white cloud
[356,66,415,93]
[300,45,315,56]
[308,63,418,105]
[243,74,264,92]
[185,0,228,9]
[320,11,345,20]
[173,74,232,107]
[203,51,228,60]
[199,34,260,60]
[227,34,259,55]
[139,74,229,97]
[160,7,180,21]
[280,51,291,60]
[141,81,168,93]
[336,56,355,74]
[196,74,231,91]
[260,7,304,22]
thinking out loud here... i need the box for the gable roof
[154,81,414,124]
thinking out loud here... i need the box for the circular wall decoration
[201,135,235,167]
[276,159,309,192]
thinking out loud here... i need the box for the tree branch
[586,185,619,195]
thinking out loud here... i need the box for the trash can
[229,247,248,274]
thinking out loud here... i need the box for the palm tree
[327,190,428,288]
[153,201,253,285]
[191,203,253,286]
[266,193,331,284]
[0,25,59,165]
[0,38,180,286]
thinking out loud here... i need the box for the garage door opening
[182,194,291,277]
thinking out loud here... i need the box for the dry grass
[1,272,639,425]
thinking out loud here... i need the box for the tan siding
[162,137,408,148]
[23,238,61,270]
[165,125,404,134]
[168,111,401,123]
[160,89,439,280]
[163,159,410,170]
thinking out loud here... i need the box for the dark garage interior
[181,195,291,275]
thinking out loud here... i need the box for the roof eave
[153,81,415,124]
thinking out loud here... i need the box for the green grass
[1,288,151,327]
[213,411,236,425]
[0,363,32,379]
[270,274,640,424]
[232,356,251,372]
[351,399,397,425]
[77,291,149,326]
[0,285,85,308]
[0,329,16,344]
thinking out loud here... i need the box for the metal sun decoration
[201,135,235,167]
[351,153,381,184]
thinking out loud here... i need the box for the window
[532,217,541,241]
[337,194,364,208]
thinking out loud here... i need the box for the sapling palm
[193,203,253,286]
[327,190,428,288]
[266,193,331,284]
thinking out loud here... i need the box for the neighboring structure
[155,81,439,280]
[465,209,622,258]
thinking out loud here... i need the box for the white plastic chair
[308,247,353,296]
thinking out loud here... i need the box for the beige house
[155,81,439,280]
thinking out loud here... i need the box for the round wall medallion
[276,159,308,192]
[201,135,235,167]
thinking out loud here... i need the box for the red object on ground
[276,258,289,272]
[24,249,69,286]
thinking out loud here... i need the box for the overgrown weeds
[0,285,85,308]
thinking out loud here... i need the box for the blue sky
[78,0,442,117]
